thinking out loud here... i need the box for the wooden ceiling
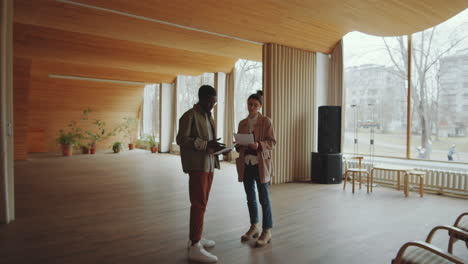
[69,0,467,50]
[14,0,467,83]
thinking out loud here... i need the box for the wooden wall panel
[17,60,145,156]
[13,57,31,160]
[27,128,46,153]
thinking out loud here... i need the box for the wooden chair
[448,212,468,254]
[404,170,425,197]
[392,225,468,264]
[343,157,370,193]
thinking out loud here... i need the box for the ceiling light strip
[55,0,263,45]
[48,74,146,85]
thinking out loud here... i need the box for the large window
[176,73,215,130]
[141,84,160,139]
[343,9,468,163]
[410,11,468,162]
[177,76,202,122]
[343,34,408,158]
[216,73,226,139]
[234,59,263,127]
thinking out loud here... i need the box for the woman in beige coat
[235,90,276,247]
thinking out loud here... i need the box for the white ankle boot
[200,238,216,248]
[188,242,218,263]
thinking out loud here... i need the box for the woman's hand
[248,142,259,150]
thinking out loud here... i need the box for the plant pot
[81,146,89,154]
[150,146,157,153]
[128,143,135,150]
[90,144,97,154]
[113,146,121,153]
[61,144,73,156]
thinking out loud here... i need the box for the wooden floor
[1,150,467,264]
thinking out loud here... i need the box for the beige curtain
[223,70,235,161]
[328,40,343,106]
[328,40,345,152]
[213,73,219,126]
[137,101,143,139]
[1,0,15,223]
[263,43,316,184]
[170,81,178,153]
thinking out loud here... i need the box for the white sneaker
[188,242,218,263]
[200,238,215,248]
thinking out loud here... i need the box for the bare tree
[234,60,262,125]
[382,25,468,159]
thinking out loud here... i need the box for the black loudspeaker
[318,106,341,153]
[311,152,342,184]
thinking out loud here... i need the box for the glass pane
[216,73,226,141]
[176,73,216,133]
[234,59,263,127]
[142,84,160,139]
[154,85,160,139]
[410,10,468,162]
[176,75,201,129]
[202,73,214,86]
[343,33,408,158]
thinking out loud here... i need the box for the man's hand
[207,139,225,153]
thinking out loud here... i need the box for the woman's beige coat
[236,113,276,183]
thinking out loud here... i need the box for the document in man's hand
[234,133,255,145]
[213,144,236,155]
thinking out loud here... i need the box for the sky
[343,9,468,68]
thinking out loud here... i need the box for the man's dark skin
[198,94,226,153]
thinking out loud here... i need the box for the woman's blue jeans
[243,164,273,229]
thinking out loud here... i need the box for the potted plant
[80,144,90,154]
[146,134,158,153]
[112,142,122,153]
[56,119,83,156]
[56,129,79,156]
[81,109,118,154]
[120,117,138,150]
[85,120,117,154]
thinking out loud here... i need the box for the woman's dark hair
[248,90,263,105]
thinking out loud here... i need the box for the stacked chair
[392,212,468,264]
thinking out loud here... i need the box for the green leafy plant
[112,141,122,153]
[56,130,79,145]
[56,120,83,146]
[119,117,138,145]
[135,139,149,149]
[145,134,157,147]
[82,108,118,146]
[73,108,92,148]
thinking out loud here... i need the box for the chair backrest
[392,241,464,264]
[454,212,468,227]
[454,212,468,232]
[342,156,347,173]
[351,156,364,169]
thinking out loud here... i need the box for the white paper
[234,133,255,145]
[213,144,236,155]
